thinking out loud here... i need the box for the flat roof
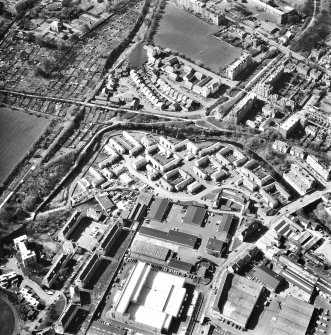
[183,206,207,226]
[272,296,314,335]
[137,191,153,206]
[147,197,170,221]
[168,259,193,272]
[206,238,226,253]
[254,265,284,291]
[139,227,198,249]
[114,262,186,331]
[217,273,263,327]
[217,214,234,234]
[131,240,169,261]
[87,321,126,335]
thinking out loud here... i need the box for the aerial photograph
[1,0,331,334]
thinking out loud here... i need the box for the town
[0,0,331,334]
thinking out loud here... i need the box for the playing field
[154,2,241,73]
[0,297,15,335]
[0,107,49,185]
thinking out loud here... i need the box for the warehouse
[109,262,187,333]
[272,296,314,335]
[131,240,170,262]
[139,226,198,249]
[183,206,207,226]
[147,197,171,222]
[213,273,263,329]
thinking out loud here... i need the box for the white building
[13,235,36,267]
[108,262,187,333]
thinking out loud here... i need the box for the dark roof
[183,206,207,226]
[139,226,198,248]
[168,259,193,272]
[61,304,79,327]
[87,321,126,335]
[254,265,284,291]
[206,238,226,254]
[147,197,170,221]
[217,214,234,234]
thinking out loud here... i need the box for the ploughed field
[0,297,15,335]
[0,107,49,184]
[154,2,241,73]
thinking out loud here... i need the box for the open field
[154,2,241,73]
[0,297,15,335]
[0,107,49,185]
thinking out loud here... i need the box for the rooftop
[182,206,207,226]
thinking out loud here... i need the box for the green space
[154,2,241,73]
[0,107,49,185]
[0,297,15,335]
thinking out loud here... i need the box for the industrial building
[253,265,284,292]
[183,205,207,226]
[272,296,314,335]
[147,197,171,222]
[212,273,263,329]
[107,261,187,333]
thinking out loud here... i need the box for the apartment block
[13,235,37,267]
[226,93,256,124]
[226,53,252,80]
[306,154,331,181]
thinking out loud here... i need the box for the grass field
[154,2,241,73]
[0,297,15,335]
[0,107,50,185]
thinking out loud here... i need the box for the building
[95,193,115,213]
[278,114,302,138]
[183,206,207,226]
[253,265,284,292]
[290,146,306,160]
[133,156,147,170]
[212,273,263,329]
[42,252,72,288]
[87,321,127,335]
[107,261,187,333]
[147,197,170,222]
[58,211,82,241]
[98,224,121,255]
[283,163,316,196]
[217,214,235,240]
[248,0,296,24]
[272,140,289,154]
[226,53,252,80]
[227,93,257,124]
[306,154,331,181]
[13,235,36,267]
[206,238,226,257]
[55,303,80,334]
[131,241,170,263]
[272,296,314,335]
[237,220,260,242]
[75,253,99,288]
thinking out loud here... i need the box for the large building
[306,154,331,181]
[107,262,187,333]
[13,235,36,267]
[212,273,263,329]
[283,163,316,196]
[147,197,171,222]
[272,296,314,335]
[226,53,252,80]
[248,0,296,24]
[226,93,256,124]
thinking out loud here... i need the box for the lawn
[0,107,49,185]
[154,2,241,73]
[0,297,15,335]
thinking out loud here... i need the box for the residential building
[226,53,252,80]
[306,154,331,181]
[278,114,302,138]
[290,146,306,159]
[13,235,36,267]
[226,93,256,124]
[58,211,81,241]
[283,163,316,195]
[272,140,289,154]
[75,253,100,288]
